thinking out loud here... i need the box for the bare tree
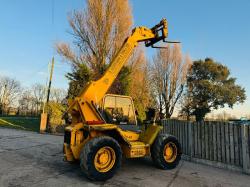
[0,76,21,114]
[50,88,67,103]
[17,86,66,116]
[151,44,191,118]
[56,0,133,78]
[215,111,230,121]
[18,89,35,115]
[31,83,46,115]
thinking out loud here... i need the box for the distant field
[0,116,40,132]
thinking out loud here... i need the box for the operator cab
[101,94,140,132]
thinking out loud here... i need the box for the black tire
[151,134,182,169]
[80,136,122,181]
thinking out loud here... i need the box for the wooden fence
[162,120,250,174]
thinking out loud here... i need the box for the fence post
[241,124,250,174]
[188,121,193,161]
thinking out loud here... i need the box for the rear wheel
[80,136,122,181]
[151,134,181,169]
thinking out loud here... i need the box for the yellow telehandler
[63,18,182,181]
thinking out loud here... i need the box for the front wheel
[80,136,122,181]
[151,134,182,169]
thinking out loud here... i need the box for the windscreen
[103,95,136,125]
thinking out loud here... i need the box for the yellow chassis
[63,123,162,162]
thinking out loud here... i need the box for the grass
[0,116,40,132]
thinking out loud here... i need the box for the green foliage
[109,66,131,95]
[185,58,246,121]
[46,101,66,132]
[66,63,92,98]
[133,101,146,123]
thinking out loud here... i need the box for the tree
[151,44,191,118]
[0,76,21,114]
[184,58,246,122]
[178,91,193,121]
[56,0,133,97]
[18,89,36,116]
[31,83,45,115]
[129,49,153,120]
[50,88,67,103]
[46,88,67,132]
[65,63,92,98]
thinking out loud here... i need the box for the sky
[0,0,249,117]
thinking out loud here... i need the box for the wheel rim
[94,146,116,173]
[163,142,177,163]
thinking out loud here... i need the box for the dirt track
[0,127,250,187]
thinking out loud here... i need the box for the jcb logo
[132,149,145,156]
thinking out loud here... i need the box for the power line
[21,62,49,85]
[51,0,55,26]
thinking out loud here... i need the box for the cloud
[0,70,14,77]
[37,71,47,77]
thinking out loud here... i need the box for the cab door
[101,94,137,126]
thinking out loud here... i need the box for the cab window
[102,95,136,125]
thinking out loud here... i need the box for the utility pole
[40,57,55,133]
[46,57,55,104]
